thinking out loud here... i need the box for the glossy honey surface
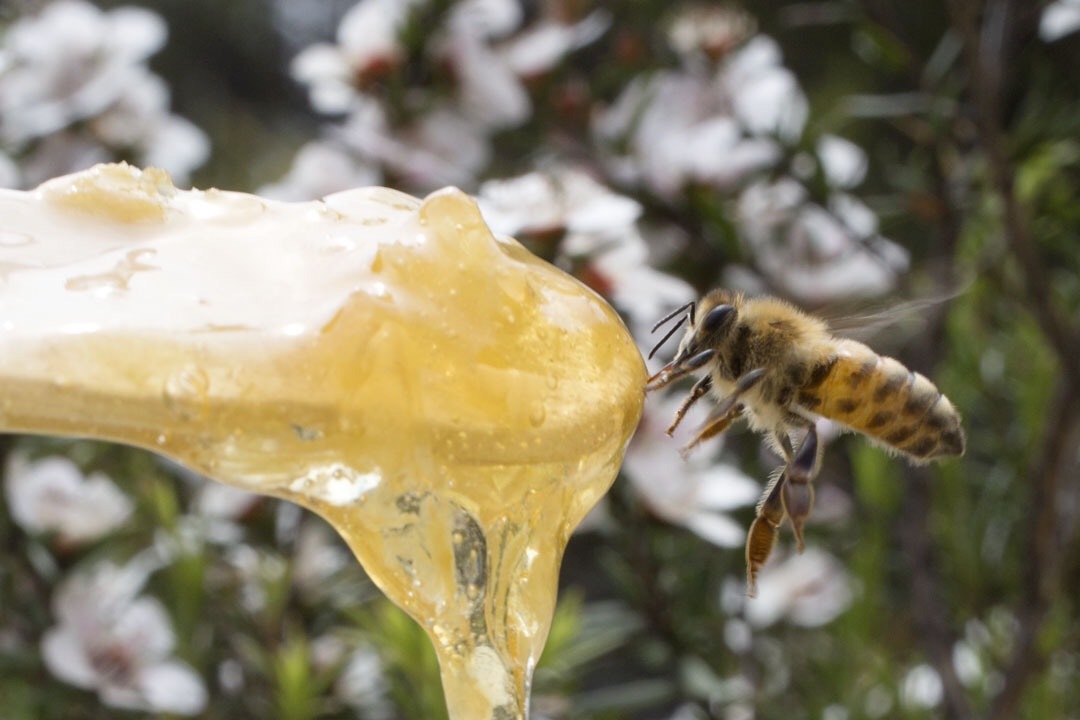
[0,163,646,719]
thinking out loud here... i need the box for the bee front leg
[781,425,820,554]
[746,469,786,597]
[666,375,712,436]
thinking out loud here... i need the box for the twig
[899,465,974,719]
[894,137,973,720]
[947,0,1080,382]
[945,1,1080,717]
[988,377,1077,720]
[855,5,977,717]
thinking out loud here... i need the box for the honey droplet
[529,405,546,428]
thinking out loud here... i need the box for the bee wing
[814,282,971,349]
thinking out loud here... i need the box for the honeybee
[646,289,965,596]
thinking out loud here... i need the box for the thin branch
[899,465,974,720]
[947,0,1080,382]
[988,377,1077,720]
[856,6,977,716]
[945,1,1079,717]
[895,140,973,720]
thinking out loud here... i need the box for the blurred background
[1,0,1079,718]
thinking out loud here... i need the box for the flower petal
[106,7,168,61]
[136,661,209,716]
[692,465,762,511]
[683,511,746,548]
[41,627,98,689]
[1040,0,1080,41]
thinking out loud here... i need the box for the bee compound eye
[700,304,735,333]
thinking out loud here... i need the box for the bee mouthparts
[645,363,675,391]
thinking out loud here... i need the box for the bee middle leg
[781,424,821,553]
[745,424,821,596]
[679,403,742,459]
[679,368,767,456]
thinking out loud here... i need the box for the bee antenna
[647,314,687,360]
[650,301,695,334]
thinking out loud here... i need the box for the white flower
[593,73,697,195]
[477,166,694,333]
[225,545,289,614]
[261,141,382,200]
[901,664,944,709]
[667,5,756,61]
[395,105,492,187]
[448,0,523,40]
[291,0,426,114]
[735,177,909,302]
[594,33,804,198]
[722,36,808,142]
[14,130,111,188]
[684,116,782,191]
[952,639,983,686]
[442,26,531,129]
[4,454,133,545]
[498,12,610,78]
[623,393,761,548]
[332,98,490,189]
[196,481,261,520]
[0,0,208,183]
[592,73,703,195]
[336,645,393,720]
[135,115,209,182]
[42,560,207,715]
[665,703,710,720]
[478,166,641,242]
[440,2,607,130]
[439,0,530,130]
[292,519,350,596]
[0,150,19,187]
[290,1,604,188]
[817,134,868,189]
[1040,0,1080,41]
[0,1,166,145]
[87,69,209,181]
[160,459,256,524]
[588,235,698,337]
[479,169,581,235]
[738,547,854,627]
[291,45,360,115]
[310,634,348,672]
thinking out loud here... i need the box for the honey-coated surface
[0,164,646,719]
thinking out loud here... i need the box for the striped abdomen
[796,339,965,461]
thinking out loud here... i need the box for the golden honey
[0,164,646,719]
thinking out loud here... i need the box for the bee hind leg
[746,425,821,596]
[746,468,786,597]
[781,425,821,553]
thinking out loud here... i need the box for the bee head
[646,290,742,391]
[675,291,738,362]
[684,300,737,353]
